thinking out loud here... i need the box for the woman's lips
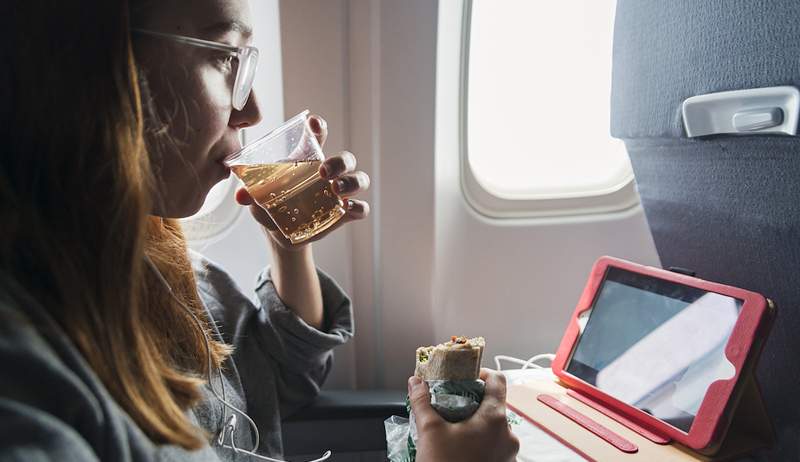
[218,141,244,165]
[215,151,234,166]
[211,143,240,180]
[219,162,231,178]
[212,157,231,182]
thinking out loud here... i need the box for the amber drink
[225,111,346,243]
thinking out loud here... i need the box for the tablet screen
[565,267,742,432]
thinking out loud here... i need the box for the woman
[0,0,519,461]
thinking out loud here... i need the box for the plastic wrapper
[384,415,412,462]
[384,380,485,462]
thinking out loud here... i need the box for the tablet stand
[507,371,773,461]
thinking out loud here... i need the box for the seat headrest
[611,0,800,139]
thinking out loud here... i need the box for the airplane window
[467,0,631,200]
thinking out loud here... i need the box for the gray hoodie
[0,252,354,461]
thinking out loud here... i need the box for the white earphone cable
[493,353,555,371]
[145,256,331,462]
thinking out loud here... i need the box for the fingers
[320,151,357,179]
[318,152,369,203]
[408,376,444,430]
[234,187,278,231]
[507,433,522,462]
[344,199,370,220]
[250,203,278,231]
[478,369,519,461]
[333,171,370,197]
[308,114,328,147]
[286,199,368,246]
[477,368,508,417]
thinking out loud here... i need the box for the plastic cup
[224,110,346,244]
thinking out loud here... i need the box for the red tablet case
[509,256,774,461]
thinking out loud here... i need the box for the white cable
[146,256,260,450]
[494,353,555,372]
[145,256,331,462]
[216,416,331,462]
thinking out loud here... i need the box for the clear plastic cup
[224,110,346,244]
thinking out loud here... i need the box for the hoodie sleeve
[191,252,354,417]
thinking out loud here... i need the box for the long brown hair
[0,0,230,450]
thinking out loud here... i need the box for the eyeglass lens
[233,48,259,110]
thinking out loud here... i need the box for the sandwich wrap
[385,336,486,462]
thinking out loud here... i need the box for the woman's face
[136,0,262,218]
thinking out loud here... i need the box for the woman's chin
[188,187,214,217]
[185,200,207,218]
[152,170,230,219]
[150,192,207,219]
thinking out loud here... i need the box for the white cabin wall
[433,0,661,379]
[279,0,661,390]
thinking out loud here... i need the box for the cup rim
[223,109,310,166]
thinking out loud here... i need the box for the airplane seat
[280,389,407,459]
[611,1,800,459]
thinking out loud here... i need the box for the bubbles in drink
[232,160,345,243]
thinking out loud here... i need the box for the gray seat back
[612,1,800,459]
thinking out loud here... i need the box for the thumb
[235,187,254,206]
[476,368,508,417]
[408,376,442,427]
[308,114,328,148]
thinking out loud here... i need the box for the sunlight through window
[467,0,631,200]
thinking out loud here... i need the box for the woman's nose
[230,90,263,129]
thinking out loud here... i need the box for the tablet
[551,256,773,454]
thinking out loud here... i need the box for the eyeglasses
[133,29,259,111]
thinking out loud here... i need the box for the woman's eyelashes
[212,53,237,73]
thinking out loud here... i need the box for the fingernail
[336,179,346,191]
[309,117,322,134]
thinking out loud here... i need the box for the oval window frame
[458,0,639,219]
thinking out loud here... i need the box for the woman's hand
[235,114,370,251]
[410,369,521,462]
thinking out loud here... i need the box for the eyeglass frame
[132,29,259,111]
